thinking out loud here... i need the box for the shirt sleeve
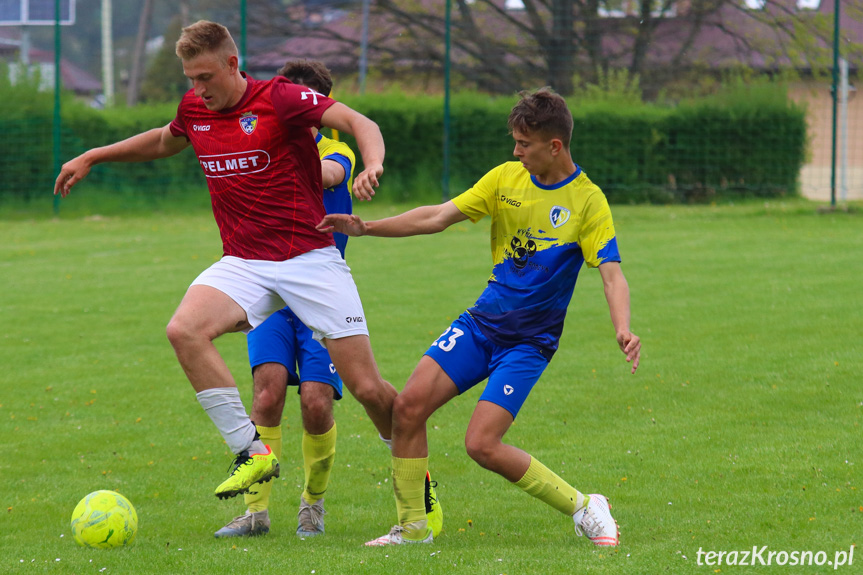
[271,78,336,128]
[578,190,621,268]
[168,98,189,140]
[451,165,503,222]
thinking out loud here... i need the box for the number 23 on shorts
[433,327,464,352]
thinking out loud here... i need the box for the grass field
[1,198,861,574]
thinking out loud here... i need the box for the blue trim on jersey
[598,236,621,263]
[529,165,582,190]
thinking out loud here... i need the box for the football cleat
[214,445,280,500]
[296,496,326,537]
[573,494,619,546]
[365,524,433,546]
[214,510,270,538]
[425,471,443,538]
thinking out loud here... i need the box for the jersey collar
[530,165,582,190]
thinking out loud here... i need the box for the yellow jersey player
[319,87,640,547]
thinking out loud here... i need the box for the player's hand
[617,331,641,374]
[352,163,383,201]
[54,155,92,198]
[317,213,369,237]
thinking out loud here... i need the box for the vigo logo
[329,363,337,374]
[500,195,522,208]
[346,316,364,323]
[192,124,211,131]
[503,385,514,396]
[198,150,270,178]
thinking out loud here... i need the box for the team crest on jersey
[239,112,258,135]
[549,206,571,228]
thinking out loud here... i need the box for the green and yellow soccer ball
[70,490,138,548]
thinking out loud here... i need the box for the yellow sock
[245,424,282,513]
[392,456,430,539]
[302,423,337,503]
[514,456,587,515]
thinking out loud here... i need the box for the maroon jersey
[170,75,336,261]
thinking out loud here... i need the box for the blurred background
[0,0,860,208]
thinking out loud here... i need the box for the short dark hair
[507,87,573,146]
[277,59,333,96]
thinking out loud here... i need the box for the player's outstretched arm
[319,102,384,201]
[54,124,189,198]
[598,261,641,374]
[317,201,468,238]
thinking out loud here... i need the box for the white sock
[196,387,261,455]
[379,433,392,451]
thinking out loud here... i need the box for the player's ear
[226,53,240,72]
[549,138,564,156]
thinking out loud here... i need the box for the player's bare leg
[464,401,528,481]
[166,285,278,498]
[324,334,397,439]
[166,285,249,392]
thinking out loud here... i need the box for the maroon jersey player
[54,21,399,505]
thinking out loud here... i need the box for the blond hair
[175,20,238,61]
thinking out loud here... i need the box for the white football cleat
[573,494,619,546]
[365,525,433,546]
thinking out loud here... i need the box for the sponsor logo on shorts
[329,363,337,374]
[346,316,364,323]
[503,385,514,396]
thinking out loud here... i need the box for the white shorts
[190,246,368,341]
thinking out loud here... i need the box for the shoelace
[575,507,605,539]
[425,480,438,513]
[226,512,258,529]
[226,453,252,475]
[297,500,325,531]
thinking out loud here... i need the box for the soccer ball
[70,490,138,548]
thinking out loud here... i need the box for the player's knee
[347,377,389,410]
[301,394,333,428]
[464,434,499,469]
[165,315,193,348]
[392,392,427,429]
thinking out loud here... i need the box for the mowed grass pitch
[1,199,860,574]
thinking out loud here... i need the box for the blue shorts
[424,312,549,418]
[247,308,343,400]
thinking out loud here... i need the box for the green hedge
[0,82,806,206]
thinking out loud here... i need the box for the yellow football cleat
[425,471,443,538]
[215,446,280,500]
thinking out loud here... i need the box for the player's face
[183,52,241,111]
[512,129,555,176]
